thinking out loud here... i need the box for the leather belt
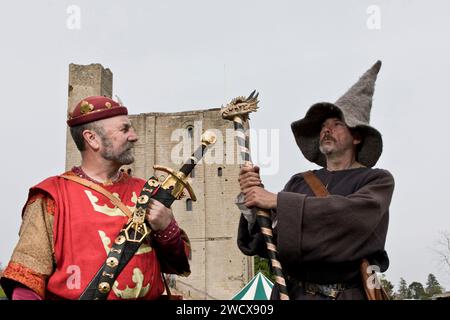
[287,276,360,299]
[300,282,352,299]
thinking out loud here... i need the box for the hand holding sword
[124,130,217,242]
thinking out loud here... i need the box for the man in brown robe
[237,61,395,300]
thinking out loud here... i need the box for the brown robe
[237,167,395,299]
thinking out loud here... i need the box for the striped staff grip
[232,116,289,300]
[255,209,289,300]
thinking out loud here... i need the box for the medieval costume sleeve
[151,219,191,276]
[237,213,270,258]
[276,169,394,268]
[0,193,55,299]
[237,168,394,279]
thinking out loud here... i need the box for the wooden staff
[221,91,289,300]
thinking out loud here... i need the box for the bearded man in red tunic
[1,96,191,300]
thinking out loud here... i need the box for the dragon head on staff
[220,90,259,121]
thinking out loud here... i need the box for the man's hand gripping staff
[221,91,289,300]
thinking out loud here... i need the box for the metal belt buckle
[324,287,339,299]
[304,282,318,296]
[305,288,316,296]
[124,208,150,243]
[304,282,340,299]
[318,284,339,299]
[124,222,149,243]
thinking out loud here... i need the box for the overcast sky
[1,0,449,291]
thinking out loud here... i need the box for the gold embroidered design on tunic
[85,190,137,217]
[112,268,150,299]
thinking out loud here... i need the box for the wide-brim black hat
[291,60,383,168]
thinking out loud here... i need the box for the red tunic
[32,172,164,300]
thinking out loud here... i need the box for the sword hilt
[154,131,217,201]
[153,165,195,201]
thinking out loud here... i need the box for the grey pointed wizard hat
[291,60,383,168]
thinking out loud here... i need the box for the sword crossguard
[153,165,196,201]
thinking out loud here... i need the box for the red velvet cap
[67,96,128,127]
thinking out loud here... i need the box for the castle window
[187,126,194,138]
[186,199,193,211]
[191,167,195,178]
[218,167,223,177]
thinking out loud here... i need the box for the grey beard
[101,137,135,165]
[319,144,332,156]
[319,142,351,160]
[110,149,134,165]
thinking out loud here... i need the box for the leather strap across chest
[60,174,133,218]
[301,170,330,197]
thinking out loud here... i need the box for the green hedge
[254,256,275,282]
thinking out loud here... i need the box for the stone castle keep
[65,63,253,299]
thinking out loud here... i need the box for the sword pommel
[201,130,217,146]
[153,131,217,201]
